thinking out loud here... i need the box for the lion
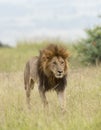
[24,44,69,111]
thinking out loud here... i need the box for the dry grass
[0,66,101,130]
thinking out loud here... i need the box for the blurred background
[0,0,101,46]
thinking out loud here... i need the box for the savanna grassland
[0,42,101,130]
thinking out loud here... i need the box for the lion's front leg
[38,87,48,108]
[57,90,66,112]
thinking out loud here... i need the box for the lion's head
[39,44,69,79]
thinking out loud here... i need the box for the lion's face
[48,56,67,78]
[39,44,69,78]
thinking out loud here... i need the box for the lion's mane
[37,44,69,92]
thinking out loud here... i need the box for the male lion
[24,44,69,111]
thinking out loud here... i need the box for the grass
[0,42,101,130]
[0,43,41,72]
[0,67,101,130]
[0,42,75,72]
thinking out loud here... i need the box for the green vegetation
[0,42,46,72]
[0,40,101,130]
[0,41,73,72]
[74,26,101,65]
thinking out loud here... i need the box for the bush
[74,26,101,65]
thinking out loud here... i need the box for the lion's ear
[40,50,51,61]
[39,50,46,61]
[44,50,53,60]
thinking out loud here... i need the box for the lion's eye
[53,61,57,65]
[61,61,64,64]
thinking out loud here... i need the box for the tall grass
[0,42,101,130]
[0,67,101,130]
[0,42,45,72]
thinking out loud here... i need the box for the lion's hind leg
[26,84,31,108]
[25,79,34,108]
[29,78,35,89]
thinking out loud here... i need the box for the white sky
[0,0,101,46]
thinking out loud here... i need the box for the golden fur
[24,44,69,111]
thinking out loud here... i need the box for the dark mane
[41,44,69,59]
[37,44,68,92]
[37,67,67,92]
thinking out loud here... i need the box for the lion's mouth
[55,73,64,78]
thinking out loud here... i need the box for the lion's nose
[58,70,63,74]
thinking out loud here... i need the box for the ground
[0,66,101,130]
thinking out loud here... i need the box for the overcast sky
[0,0,101,46]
